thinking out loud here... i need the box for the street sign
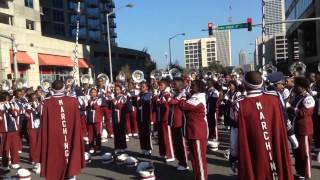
[216,23,248,30]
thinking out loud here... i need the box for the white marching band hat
[102,152,114,164]
[136,162,155,180]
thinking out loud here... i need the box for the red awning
[79,58,89,68]
[38,53,89,68]
[10,50,35,64]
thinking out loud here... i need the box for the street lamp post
[0,34,18,80]
[168,33,185,66]
[107,4,133,83]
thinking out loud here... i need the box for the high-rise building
[239,49,247,67]
[213,30,232,67]
[184,37,217,69]
[265,0,286,35]
[40,0,117,46]
[285,0,320,72]
[0,0,155,86]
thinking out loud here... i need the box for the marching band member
[230,71,293,180]
[136,81,153,156]
[169,78,189,171]
[87,88,105,154]
[76,89,89,140]
[39,80,85,180]
[180,80,208,180]
[25,93,41,165]
[125,81,139,138]
[223,80,241,130]
[312,73,320,161]
[206,79,220,151]
[13,89,28,152]
[288,77,315,179]
[150,78,159,135]
[111,84,128,154]
[0,91,20,169]
[155,79,175,162]
[97,77,114,138]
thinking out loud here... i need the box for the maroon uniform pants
[137,120,152,151]
[172,127,188,167]
[28,128,40,163]
[293,135,312,178]
[102,107,113,136]
[188,139,208,180]
[1,132,20,167]
[125,111,138,135]
[87,122,102,151]
[158,122,174,159]
[80,115,87,137]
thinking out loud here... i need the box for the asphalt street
[1,128,320,180]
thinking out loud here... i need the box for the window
[53,23,65,36]
[53,10,64,22]
[26,20,35,30]
[0,13,13,25]
[52,0,63,8]
[25,0,33,8]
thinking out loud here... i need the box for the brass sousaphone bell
[132,70,145,83]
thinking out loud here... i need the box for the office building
[213,30,232,66]
[184,37,217,69]
[40,0,117,46]
[239,49,247,67]
[0,0,155,87]
[285,0,320,72]
[265,0,286,35]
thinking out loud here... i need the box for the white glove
[289,135,299,149]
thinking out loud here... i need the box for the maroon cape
[236,92,293,180]
[40,95,85,180]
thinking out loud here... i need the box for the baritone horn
[116,71,126,82]
[169,68,182,79]
[81,74,93,85]
[290,61,306,76]
[41,79,51,92]
[150,69,163,81]
[97,73,110,86]
[1,80,11,91]
[132,70,145,83]
[16,78,28,89]
[263,64,277,76]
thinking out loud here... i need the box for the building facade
[285,0,320,72]
[184,37,217,69]
[265,0,286,35]
[40,0,117,46]
[239,49,247,67]
[213,30,232,67]
[0,0,154,87]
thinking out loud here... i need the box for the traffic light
[247,18,252,31]
[208,23,213,36]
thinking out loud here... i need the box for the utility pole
[261,0,266,70]
[72,0,81,85]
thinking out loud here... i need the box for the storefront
[38,53,89,82]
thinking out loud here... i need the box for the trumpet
[97,73,110,86]
[290,61,306,76]
[132,70,145,83]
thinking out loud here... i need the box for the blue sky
[115,0,262,68]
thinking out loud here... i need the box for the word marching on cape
[58,99,69,163]
[256,102,278,180]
